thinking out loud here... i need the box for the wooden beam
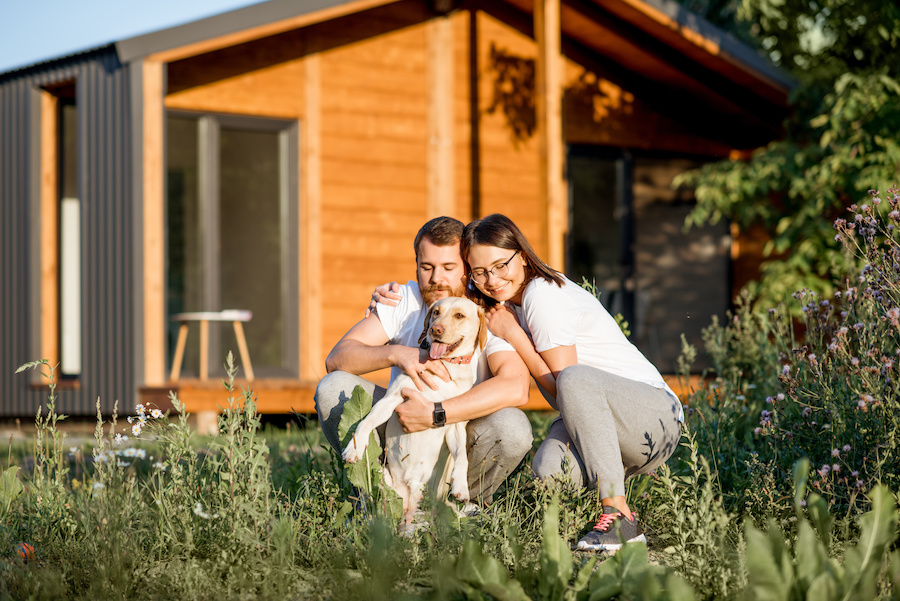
[300,54,324,381]
[39,90,60,371]
[427,16,456,219]
[146,0,404,64]
[143,60,166,386]
[534,0,567,269]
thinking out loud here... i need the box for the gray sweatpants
[315,371,534,502]
[531,365,682,498]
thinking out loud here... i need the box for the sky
[0,0,267,74]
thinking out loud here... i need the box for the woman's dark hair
[462,214,564,306]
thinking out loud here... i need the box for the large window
[166,113,299,378]
[567,146,729,372]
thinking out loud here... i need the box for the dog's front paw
[449,478,470,502]
[342,437,367,464]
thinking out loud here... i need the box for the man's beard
[421,281,466,306]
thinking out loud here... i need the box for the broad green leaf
[538,497,572,600]
[841,485,898,600]
[0,466,24,515]
[745,520,792,601]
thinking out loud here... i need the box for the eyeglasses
[469,250,519,284]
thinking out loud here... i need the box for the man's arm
[394,349,531,432]
[325,314,449,391]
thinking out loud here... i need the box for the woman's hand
[364,281,403,318]
[484,303,524,342]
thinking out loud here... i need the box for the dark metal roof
[637,0,794,91]
[0,44,117,83]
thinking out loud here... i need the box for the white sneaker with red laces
[576,505,646,552]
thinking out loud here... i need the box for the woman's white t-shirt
[512,275,677,400]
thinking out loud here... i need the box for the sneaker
[576,505,646,552]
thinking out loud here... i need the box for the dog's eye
[455,312,464,319]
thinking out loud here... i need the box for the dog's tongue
[429,342,449,360]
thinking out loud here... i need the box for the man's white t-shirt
[375,281,514,386]
[513,276,680,415]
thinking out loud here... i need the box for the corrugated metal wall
[0,47,135,417]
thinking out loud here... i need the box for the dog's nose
[431,323,444,337]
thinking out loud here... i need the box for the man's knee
[470,408,533,461]
[314,371,348,415]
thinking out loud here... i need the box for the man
[315,216,533,503]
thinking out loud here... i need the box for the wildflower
[776,393,785,401]
[800,500,807,508]
[114,433,125,445]
[193,502,219,520]
[851,357,860,366]
[117,460,130,468]
[753,427,762,435]
[153,462,167,471]
[802,407,812,417]
[782,364,791,375]
[818,464,831,477]
[858,399,867,409]
[891,210,900,221]
[851,470,859,477]
[132,423,142,436]
[69,446,78,456]
[832,464,840,473]
[765,396,773,404]
[93,482,105,490]
[151,408,164,419]
[831,448,840,457]
[843,444,851,452]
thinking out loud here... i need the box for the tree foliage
[675,0,900,306]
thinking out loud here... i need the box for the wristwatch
[432,402,447,427]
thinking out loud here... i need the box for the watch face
[433,403,446,426]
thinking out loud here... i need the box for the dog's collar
[443,355,473,365]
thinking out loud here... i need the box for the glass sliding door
[166,113,298,378]
[566,146,728,372]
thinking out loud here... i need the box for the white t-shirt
[513,276,680,407]
[376,281,514,385]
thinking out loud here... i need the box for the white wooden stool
[169,310,254,381]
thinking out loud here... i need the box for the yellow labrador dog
[343,296,487,532]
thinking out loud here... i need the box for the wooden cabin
[0,0,792,427]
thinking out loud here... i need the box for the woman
[462,214,682,552]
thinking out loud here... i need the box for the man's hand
[484,303,524,342]
[364,281,403,318]
[396,387,435,433]
[392,345,451,392]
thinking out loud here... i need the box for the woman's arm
[484,304,576,398]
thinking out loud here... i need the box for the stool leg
[233,321,255,381]
[200,320,209,381]
[170,323,189,381]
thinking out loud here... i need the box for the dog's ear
[418,303,436,347]
[477,307,488,351]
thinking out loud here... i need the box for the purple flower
[843,444,851,452]
[831,448,840,457]
[832,464,841,473]
[777,393,785,401]
[753,427,762,435]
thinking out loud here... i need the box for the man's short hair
[414,216,464,258]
